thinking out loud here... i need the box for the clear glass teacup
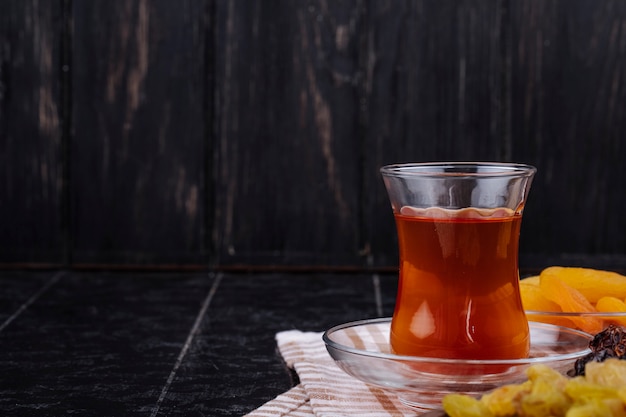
[380,162,536,360]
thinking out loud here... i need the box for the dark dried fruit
[573,325,626,376]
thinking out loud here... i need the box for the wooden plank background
[1,0,625,271]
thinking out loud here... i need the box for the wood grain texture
[363,0,509,266]
[213,0,364,266]
[0,0,625,269]
[0,1,65,263]
[71,0,208,265]
[509,0,626,259]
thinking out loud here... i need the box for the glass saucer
[323,318,591,411]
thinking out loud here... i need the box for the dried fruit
[585,359,626,387]
[596,297,626,327]
[519,267,626,332]
[520,280,560,311]
[442,358,626,417]
[480,381,532,415]
[542,267,626,303]
[539,273,603,334]
[442,394,494,417]
[520,280,575,328]
[521,275,540,286]
[574,325,626,376]
[519,378,571,417]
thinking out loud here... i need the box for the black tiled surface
[0,270,398,416]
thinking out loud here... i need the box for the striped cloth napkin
[244,328,419,417]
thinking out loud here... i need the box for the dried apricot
[542,266,626,303]
[596,296,626,327]
[539,273,603,334]
[521,275,540,285]
[520,281,576,328]
[520,280,561,311]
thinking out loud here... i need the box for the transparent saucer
[323,318,591,411]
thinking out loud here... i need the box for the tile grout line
[150,271,224,417]
[0,270,67,333]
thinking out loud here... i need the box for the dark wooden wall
[1,0,625,271]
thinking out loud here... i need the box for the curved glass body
[380,162,536,360]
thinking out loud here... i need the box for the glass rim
[380,162,537,178]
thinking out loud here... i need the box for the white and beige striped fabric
[245,329,419,417]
